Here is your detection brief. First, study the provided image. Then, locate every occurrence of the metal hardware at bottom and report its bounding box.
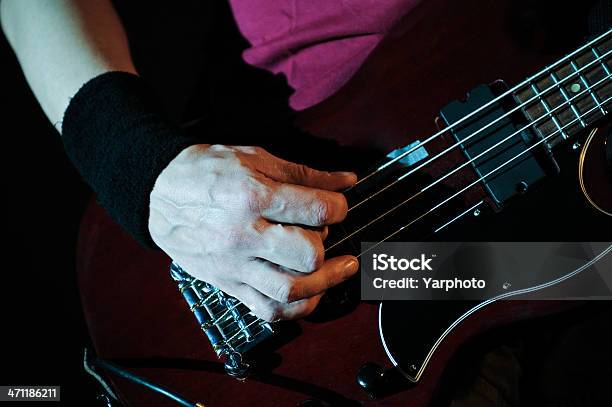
[170,262,274,379]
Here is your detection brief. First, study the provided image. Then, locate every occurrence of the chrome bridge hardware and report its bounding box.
[170,262,274,379]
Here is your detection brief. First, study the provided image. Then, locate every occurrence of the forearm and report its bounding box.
[0,0,137,131]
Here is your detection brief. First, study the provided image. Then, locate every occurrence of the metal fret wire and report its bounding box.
[570,60,607,114]
[592,47,612,76]
[419,76,609,190]
[220,83,608,348]
[327,71,612,252]
[356,93,612,258]
[549,70,586,128]
[353,29,612,187]
[530,83,567,138]
[348,46,612,212]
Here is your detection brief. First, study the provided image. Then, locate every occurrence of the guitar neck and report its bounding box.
[513,30,612,149]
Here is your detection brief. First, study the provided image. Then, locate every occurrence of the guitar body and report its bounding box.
[77,0,612,405]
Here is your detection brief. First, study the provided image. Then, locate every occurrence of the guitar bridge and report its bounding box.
[170,262,274,379]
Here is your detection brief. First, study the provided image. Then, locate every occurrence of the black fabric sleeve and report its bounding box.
[61,71,200,248]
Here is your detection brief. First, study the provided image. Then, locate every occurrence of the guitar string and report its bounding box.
[224,95,609,335]
[211,33,612,334]
[215,53,612,333]
[326,72,612,252]
[348,47,612,212]
[353,95,612,258]
[351,28,611,188]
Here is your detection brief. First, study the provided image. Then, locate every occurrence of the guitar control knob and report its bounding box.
[356,362,386,398]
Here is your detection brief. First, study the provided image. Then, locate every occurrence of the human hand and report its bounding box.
[149,144,359,321]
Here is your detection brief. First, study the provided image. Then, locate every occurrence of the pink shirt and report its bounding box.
[228,0,422,110]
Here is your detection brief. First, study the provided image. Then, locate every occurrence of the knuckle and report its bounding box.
[293,163,311,179]
[237,145,263,155]
[253,146,266,155]
[208,144,226,152]
[301,240,323,272]
[310,197,331,226]
[288,281,305,302]
[241,187,261,213]
[236,185,259,212]
[294,301,317,319]
[223,232,241,251]
[237,179,269,213]
[325,271,339,289]
[258,304,283,323]
[337,194,349,218]
[273,279,292,303]
[210,228,247,252]
[321,226,329,241]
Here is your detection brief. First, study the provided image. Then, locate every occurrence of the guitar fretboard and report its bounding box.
[514,31,612,148]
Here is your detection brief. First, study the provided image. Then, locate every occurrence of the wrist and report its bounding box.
[62,71,200,248]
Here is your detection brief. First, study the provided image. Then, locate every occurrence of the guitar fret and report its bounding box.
[569,59,607,115]
[549,71,586,127]
[530,82,567,139]
[591,47,611,76]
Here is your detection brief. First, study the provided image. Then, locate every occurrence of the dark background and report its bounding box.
[0,27,94,405]
[0,0,609,405]
[0,1,288,404]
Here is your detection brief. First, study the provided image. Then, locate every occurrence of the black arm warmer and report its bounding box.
[62,71,199,248]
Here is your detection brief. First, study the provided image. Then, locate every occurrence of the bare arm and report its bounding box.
[0,0,136,132]
[1,0,359,322]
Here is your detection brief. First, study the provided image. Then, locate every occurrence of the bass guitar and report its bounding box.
[78,1,612,405]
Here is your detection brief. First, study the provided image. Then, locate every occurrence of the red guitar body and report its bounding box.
[77,1,610,405]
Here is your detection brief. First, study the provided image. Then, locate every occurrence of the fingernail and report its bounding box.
[344,257,359,275]
[335,171,356,177]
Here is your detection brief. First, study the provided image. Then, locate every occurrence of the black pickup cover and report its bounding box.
[440,84,548,207]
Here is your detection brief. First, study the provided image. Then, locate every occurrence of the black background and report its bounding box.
[0,33,93,403]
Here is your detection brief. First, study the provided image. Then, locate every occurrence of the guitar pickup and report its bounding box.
[439,83,553,208]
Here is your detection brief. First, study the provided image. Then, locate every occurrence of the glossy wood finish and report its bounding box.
[77,1,608,406]
[78,203,589,407]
